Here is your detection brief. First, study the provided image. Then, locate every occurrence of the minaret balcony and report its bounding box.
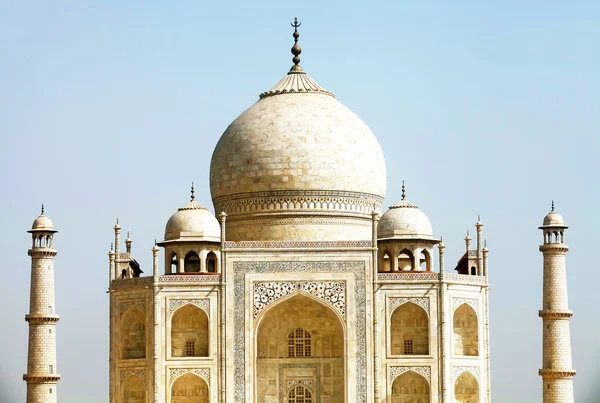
[538,309,573,319]
[25,314,60,323]
[22,374,61,383]
[538,369,576,379]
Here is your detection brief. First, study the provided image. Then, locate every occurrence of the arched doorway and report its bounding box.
[391,371,430,402]
[255,294,345,403]
[184,251,200,272]
[122,375,146,403]
[120,308,146,359]
[390,302,429,355]
[453,304,478,356]
[171,372,209,403]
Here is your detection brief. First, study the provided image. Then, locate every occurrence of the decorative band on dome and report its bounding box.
[259,71,335,99]
[388,199,419,209]
[178,200,207,211]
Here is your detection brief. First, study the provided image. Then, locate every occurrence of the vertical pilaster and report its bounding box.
[539,207,575,403]
[371,211,380,403]
[152,243,161,403]
[218,211,227,403]
[438,239,447,403]
[24,210,60,403]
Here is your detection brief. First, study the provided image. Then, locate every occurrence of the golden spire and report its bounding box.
[289,17,303,73]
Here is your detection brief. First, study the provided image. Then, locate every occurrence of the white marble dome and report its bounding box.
[542,209,566,227]
[378,199,434,240]
[165,200,220,242]
[209,74,386,202]
[31,211,55,232]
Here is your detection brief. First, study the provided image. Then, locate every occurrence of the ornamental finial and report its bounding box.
[289,17,303,73]
[401,181,406,200]
[551,200,555,211]
[41,204,45,215]
[191,182,195,201]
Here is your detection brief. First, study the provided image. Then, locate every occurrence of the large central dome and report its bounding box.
[209,27,386,242]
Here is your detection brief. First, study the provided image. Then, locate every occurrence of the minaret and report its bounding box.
[539,202,575,402]
[24,206,60,402]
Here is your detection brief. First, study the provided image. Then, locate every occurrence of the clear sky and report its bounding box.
[0,1,598,402]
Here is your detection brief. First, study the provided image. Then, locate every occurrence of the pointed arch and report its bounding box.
[390,302,429,355]
[398,249,414,271]
[184,251,200,272]
[381,251,392,272]
[170,252,179,273]
[171,372,209,403]
[171,304,209,357]
[454,371,479,402]
[120,308,146,359]
[391,370,430,402]
[420,249,431,271]
[206,251,218,273]
[453,304,478,356]
[121,374,146,403]
[256,293,345,402]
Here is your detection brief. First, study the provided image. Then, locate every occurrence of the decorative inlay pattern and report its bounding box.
[254,281,345,319]
[286,379,314,392]
[234,261,366,403]
[168,368,210,385]
[112,276,153,288]
[225,240,372,249]
[378,272,440,282]
[278,364,321,403]
[168,299,210,317]
[389,366,431,384]
[453,366,480,382]
[159,275,221,283]
[452,298,479,313]
[120,368,146,382]
[388,297,430,314]
[444,273,487,285]
[119,300,146,316]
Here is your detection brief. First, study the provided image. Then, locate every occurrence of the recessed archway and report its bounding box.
[184,251,201,272]
[120,308,146,360]
[121,375,146,403]
[453,304,478,356]
[391,371,430,402]
[390,302,429,355]
[398,249,414,271]
[171,372,209,403]
[256,293,345,403]
[171,305,209,357]
[454,371,479,402]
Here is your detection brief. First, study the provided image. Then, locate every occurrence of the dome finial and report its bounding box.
[41,204,45,215]
[401,181,406,200]
[289,17,303,73]
[551,200,555,211]
[191,182,196,201]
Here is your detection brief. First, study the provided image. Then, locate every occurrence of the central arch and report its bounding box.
[255,293,345,403]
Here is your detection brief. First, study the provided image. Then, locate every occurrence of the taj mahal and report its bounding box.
[21,19,576,403]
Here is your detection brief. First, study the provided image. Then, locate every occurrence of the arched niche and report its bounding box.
[171,372,209,403]
[206,252,217,273]
[454,371,479,402]
[288,385,313,403]
[391,371,430,402]
[381,251,392,272]
[398,249,414,271]
[184,251,200,272]
[420,249,431,271]
[120,308,146,359]
[390,302,429,355]
[121,375,146,403]
[256,294,345,403]
[171,304,209,357]
[453,304,478,356]
[170,253,179,273]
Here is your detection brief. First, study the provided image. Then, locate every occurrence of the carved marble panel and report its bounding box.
[389,366,431,384]
[168,368,211,386]
[119,368,146,382]
[388,297,430,315]
[168,299,210,317]
[119,300,146,316]
[452,297,479,313]
[452,366,480,382]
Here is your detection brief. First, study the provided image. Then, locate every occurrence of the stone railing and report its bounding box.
[377,272,488,285]
[112,276,153,289]
[444,273,487,285]
[159,274,221,284]
[224,240,373,249]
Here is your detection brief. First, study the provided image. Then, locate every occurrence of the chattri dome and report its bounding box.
[209,24,386,241]
[378,189,434,240]
[29,205,56,232]
[541,202,567,228]
[164,188,220,242]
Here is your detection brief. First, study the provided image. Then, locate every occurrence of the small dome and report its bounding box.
[164,200,220,242]
[378,199,434,240]
[542,210,566,227]
[29,206,56,232]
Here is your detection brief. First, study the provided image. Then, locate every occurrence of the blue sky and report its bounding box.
[0,1,598,402]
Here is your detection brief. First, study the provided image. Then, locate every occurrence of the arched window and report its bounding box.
[121,269,127,279]
[391,371,430,401]
[398,249,414,271]
[288,386,312,403]
[171,305,209,357]
[170,253,178,273]
[122,375,146,403]
[120,308,146,359]
[390,302,429,355]
[381,251,391,272]
[206,252,217,273]
[184,251,200,273]
[470,266,477,276]
[288,328,311,357]
[553,231,559,243]
[453,304,478,356]
[455,371,479,402]
[420,249,431,271]
[171,373,209,403]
